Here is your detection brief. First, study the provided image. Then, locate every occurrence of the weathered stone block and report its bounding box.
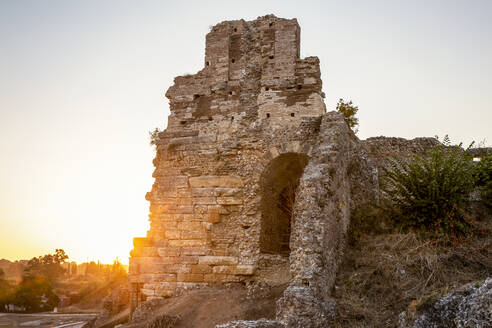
[206,210,221,223]
[189,176,244,188]
[204,273,241,283]
[175,282,208,289]
[193,197,217,205]
[154,197,192,205]
[177,191,192,199]
[177,221,203,231]
[155,176,189,189]
[158,257,180,264]
[191,264,213,274]
[182,247,208,256]
[159,130,199,139]
[165,205,195,214]
[141,263,192,274]
[139,273,177,282]
[164,229,180,239]
[177,256,199,264]
[180,230,207,239]
[158,214,196,222]
[212,265,255,275]
[198,256,239,265]
[176,273,205,283]
[151,204,195,214]
[216,197,243,205]
[133,237,152,247]
[157,247,181,257]
[168,240,206,247]
[191,188,239,197]
[154,281,177,290]
[208,205,229,214]
[141,247,158,257]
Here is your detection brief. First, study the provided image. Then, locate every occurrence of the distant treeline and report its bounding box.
[0,250,127,313]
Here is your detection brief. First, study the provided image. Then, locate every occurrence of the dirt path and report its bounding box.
[126,284,286,328]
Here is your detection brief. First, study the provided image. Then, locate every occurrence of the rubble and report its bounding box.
[400,278,492,328]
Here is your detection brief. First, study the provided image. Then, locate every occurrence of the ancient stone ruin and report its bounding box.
[129,15,380,327]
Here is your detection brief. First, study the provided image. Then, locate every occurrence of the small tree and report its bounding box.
[383,136,476,235]
[23,249,68,285]
[336,98,359,133]
[11,275,59,312]
[149,128,161,149]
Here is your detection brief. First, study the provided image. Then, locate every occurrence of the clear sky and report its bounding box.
[0,0,490,264]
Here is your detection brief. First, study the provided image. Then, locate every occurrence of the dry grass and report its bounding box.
[333,215,491,327]
[147,315,180,328]
[124,285,284,328]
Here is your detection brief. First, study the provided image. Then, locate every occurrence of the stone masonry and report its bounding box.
[129,15,378,327]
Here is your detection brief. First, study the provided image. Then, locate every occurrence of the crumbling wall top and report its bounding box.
[164,15,325,130]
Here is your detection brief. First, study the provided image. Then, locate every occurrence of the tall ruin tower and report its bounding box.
[165,15,325,129]
[130,15,376,327]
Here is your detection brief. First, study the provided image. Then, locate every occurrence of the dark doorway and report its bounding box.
[259,153,309,255]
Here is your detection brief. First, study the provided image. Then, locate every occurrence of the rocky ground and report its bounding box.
[399,278,491,328]
[332,204,491,328]
[101,204,491,328]
[121,283,286,328]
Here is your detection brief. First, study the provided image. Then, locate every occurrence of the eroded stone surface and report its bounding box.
[399,278,492,328]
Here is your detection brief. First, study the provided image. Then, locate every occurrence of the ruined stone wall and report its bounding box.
[362,137,438,172]
[130,15,327,301]
[130,15,378,327]
[277,114,377,327]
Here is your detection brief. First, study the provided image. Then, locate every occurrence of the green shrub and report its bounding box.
[382,136,476,234]
[474,153,492,208]
[336,98,359,133]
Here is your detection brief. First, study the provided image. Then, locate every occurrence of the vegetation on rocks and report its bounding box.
[336,99,359,133]
[382,136,476,235]
[338,136,491,327]
[149,127,162,149]
[336,206,491,327]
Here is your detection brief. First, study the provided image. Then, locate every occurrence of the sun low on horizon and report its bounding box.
[1,1,491,266]
[0,145,155,264]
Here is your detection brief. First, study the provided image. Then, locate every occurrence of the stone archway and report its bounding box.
[259,153,309,256]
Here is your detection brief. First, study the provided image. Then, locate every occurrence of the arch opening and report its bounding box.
[260,153,309,255]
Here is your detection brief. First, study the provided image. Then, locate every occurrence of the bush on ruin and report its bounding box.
[149,127,162,149]
[382,136,476,235]
[336,98,359,133]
